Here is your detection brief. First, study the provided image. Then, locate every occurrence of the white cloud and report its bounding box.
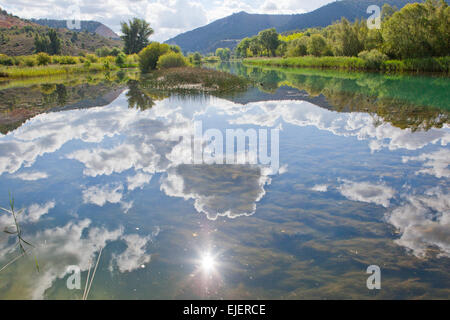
[127,172,152,191]
[82,184,124,206]
[1,0,335,42]
[338,179,396,208]
[25,201,55,223]
[386,188,450,258]
[14,171,49,181]
[0,201,55,226]
[160,164,271,220]
[403,149,450,179]
[0,217,157,298]
[228,100,450,153]
[111,234,151,273]
[311,184,328,192]
[260,0,307,14]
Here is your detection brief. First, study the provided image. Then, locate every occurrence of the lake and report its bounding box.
[0,64,449,299]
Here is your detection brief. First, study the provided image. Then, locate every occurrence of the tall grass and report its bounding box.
[0,63,114,79]
[244,56,450,73]
[0,53,139,79]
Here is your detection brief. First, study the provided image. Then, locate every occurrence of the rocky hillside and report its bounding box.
[0,8,122,56]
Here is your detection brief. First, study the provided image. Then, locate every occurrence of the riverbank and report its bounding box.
[0,63,123,78]
[243,56,450,74]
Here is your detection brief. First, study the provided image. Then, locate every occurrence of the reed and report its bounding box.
[0,192,39,273]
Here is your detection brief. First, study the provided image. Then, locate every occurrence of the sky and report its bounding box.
[0,0,336,41]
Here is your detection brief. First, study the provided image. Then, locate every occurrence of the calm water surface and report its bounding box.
[0,65,449,299]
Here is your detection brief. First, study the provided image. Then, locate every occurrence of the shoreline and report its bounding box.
[243,56,450,75]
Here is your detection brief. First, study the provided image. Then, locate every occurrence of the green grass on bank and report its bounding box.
[0,53,139,79]
[244,56,450,73]
[0,63,114,78]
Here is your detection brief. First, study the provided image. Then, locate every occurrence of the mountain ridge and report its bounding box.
[31,19,120,39]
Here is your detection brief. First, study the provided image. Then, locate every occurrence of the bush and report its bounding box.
[358,49,388,69]
[86,54,98,63]
[157,52,187,69]
[110,48,122,57]
[138,42,170,73]
[36,52,51,66]
[0,54,14,66]
[59,56,77,65]
[96,46,112,57]
[115,52,127,67]
[23,56,36,67]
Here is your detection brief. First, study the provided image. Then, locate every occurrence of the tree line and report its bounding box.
[231,0,449,61]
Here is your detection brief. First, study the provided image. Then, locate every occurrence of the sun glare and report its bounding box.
[201,253,215,273]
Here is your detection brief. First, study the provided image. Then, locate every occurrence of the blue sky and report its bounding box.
[0,0,335,41]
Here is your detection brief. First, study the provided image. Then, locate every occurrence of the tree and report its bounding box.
[169,45,181,53]
[121,18,154,54]
[193,52,202,64]
[34,30,61,55]
[248,37,262,56]
[47,29,61,55]
[308,34,327,56]
[34,34,50,53]
[382,1,448,58]
[138,42,169,72]
[286,37,309,57]
[381,4,397,21]
[333,18,364,56]
[258,28,280,56]
[216,48,231,60]
[235,37,251,58]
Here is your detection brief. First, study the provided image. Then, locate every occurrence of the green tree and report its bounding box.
[169,45,182,53]
[47,29,61,55]
[216,48,231,60]
[193,52,202,64]
[138,42,169,72]
[121,18,154,54]
[382,1,448,58]
[333,18,364,56]
[381,4,397,21]
[286,37,309,57]
[258,28,280,56]
[308,34,327,56]
[248,37,262,56]
[34,30,61,55]
[235,37,251,58]
[34,34,50,53]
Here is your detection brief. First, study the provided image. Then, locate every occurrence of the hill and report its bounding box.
[31,19,120,39]
[0,8,122,56]
[165,0,420,54]
[0,8,36,29]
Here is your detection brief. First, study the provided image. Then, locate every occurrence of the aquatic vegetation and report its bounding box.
[0,193,39,273]
[140,67,250,93]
